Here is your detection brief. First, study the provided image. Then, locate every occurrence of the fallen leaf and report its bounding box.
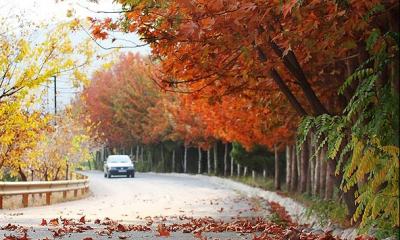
[79,216,86,224]
[156,224,170,237]
[117,224,128,232]
[49,218,59,226]
[40,219,47,226]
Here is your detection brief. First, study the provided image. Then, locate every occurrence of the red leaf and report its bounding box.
[40,219,47,226]
[282,0,297,18]
[156,224,170,237]
[117,224,128,232]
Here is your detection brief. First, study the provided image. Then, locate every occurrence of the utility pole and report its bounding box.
[53,75,57,115]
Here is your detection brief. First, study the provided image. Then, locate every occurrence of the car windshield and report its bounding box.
[107,156,131,163]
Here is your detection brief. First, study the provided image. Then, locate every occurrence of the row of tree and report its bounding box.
[81,51,354,219]
[85,0,399,234]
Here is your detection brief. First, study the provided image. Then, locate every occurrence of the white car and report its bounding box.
[104,155,135,178]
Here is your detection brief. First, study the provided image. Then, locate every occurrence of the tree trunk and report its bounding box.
[269,41,329,115]
[286,145,292,191]
[65,163,69,180]
[100,147,105,162]
[140,146,144,162]
[44,168,48,181]
[290,146,298,192]
[243,166,248,177]
[136,145,139,162]
[252,170,256,180]
[263,169,266,178]
[335,140,358,221]
[296,147,301,190]
[339,177,358,222]
[130,146,133,157]
[88,158,91,170]
[213,142,218,175]
[307,162,312,195]
[53,167,60,181]
[259,46,304,112]
[183,145,188,173]
[313,148,321,196]
[299,138,309,193]
[160,144,165,172]
[207,149,211,174]
[95,151,99,169]
[148,148,153,171]
[223,143,228,176]
[307,137,314,195]
[18,167,27,181]
[274,145,281,190]
[172,149,176,172]
[325,158,335,199]
[230,155,234,177]
[198,147,202,174]
[319,147,327,199]
[237,163,241,177]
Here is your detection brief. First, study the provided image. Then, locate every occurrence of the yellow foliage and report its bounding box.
[346,137,399,227]
[0,19,97,180]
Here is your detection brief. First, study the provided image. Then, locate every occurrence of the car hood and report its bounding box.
[107,162,134,168]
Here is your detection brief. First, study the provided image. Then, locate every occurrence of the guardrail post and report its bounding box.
[63,191,67,199]
[46,193,51,205]
[22,194,29,207]
[0,195,3,209]
[74,189,78,197]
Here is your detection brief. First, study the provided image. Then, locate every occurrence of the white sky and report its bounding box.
[0,0,151,111]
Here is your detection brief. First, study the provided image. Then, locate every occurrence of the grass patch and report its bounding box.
[229,176,349,228]
[230,175,275,191]
[299,195,349,227]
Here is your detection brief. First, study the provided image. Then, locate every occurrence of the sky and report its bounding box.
[0,0,151,111]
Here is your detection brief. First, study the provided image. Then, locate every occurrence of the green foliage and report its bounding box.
[230,142,274,171]
[135,161,152,172]
[297,28,399,235]
[268,212,289,228]
[233,175,275,191]
[303,196,348,226]
[360,217,400,239]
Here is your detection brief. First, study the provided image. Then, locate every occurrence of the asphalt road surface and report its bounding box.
[0,171,273,239]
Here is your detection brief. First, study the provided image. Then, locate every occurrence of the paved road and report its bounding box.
[0,171,271,239]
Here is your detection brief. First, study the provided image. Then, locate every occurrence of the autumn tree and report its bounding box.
[0,18,96,180]
[83,53,163,147]
[24,107,95,181]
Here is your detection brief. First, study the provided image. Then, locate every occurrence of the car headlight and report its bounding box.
[127,166,134,170]
[110,167,117,170]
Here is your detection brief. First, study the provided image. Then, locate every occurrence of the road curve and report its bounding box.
[0,171,270,239]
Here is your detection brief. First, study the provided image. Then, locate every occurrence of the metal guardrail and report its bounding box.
[0,173,89,209]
